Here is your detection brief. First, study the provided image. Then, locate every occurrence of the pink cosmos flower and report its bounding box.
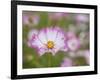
[61,58,73,67]
[28,27,68,56]
[66,32,80,51]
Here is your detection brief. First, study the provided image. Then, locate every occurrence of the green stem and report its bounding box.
[48,53,51,67]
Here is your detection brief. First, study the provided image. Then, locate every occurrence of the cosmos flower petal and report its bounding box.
[54,31,65,49]
[38,29,47,44]
[37,48,47,56]
[31,36,45,49]
[46,27,58,41]
[51,48,59,55]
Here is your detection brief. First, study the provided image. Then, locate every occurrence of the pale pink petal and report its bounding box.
[38,29,47,44]
[54,30,65,50]
[46,27,58,41]
[37,48,48,56]
[31,36,45,49]
[51,48,59,55]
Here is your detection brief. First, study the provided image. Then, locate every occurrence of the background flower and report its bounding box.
[27,29,38,47]
[75,14,89,23]
[61,58,73,67]
[66,32,80,51]
[22,12,40,27]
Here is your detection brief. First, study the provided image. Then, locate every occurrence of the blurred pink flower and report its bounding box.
[66,32,76,39]
[61,58,73,67]
[75,14,89,23]
[23,15,29,24]
[28,27,68,56]
[49,12,67,20]
[27,29,38,47]
[66,32,80,51]
[84,50,90,65]
[22,14,40,26]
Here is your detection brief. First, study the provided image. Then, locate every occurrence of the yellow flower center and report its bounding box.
[47,41,54,49]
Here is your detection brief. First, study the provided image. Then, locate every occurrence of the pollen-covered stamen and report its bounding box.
[47,41,54,49]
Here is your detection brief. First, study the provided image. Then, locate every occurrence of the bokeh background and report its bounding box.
[22,11,90,68]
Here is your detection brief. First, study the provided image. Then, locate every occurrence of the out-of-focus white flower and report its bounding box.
[68,24,78,33]
[60,58,73,67]
[68,52,76,57]
[79,32,89,46]
[28,27,68,56]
